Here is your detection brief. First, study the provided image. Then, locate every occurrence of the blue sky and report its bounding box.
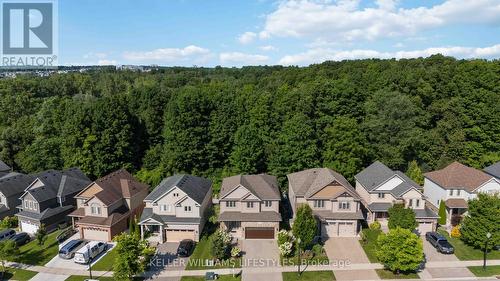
[59,0,500,66]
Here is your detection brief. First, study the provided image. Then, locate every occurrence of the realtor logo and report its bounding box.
[1,0,58,68]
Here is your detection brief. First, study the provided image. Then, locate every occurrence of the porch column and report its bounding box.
[140,224,144,240]
[447,208,452,225]
[160,225,164,243]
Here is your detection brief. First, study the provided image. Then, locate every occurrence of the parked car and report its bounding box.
[59,239,87,259]
[205,272,219,280]
[0,229,15,241]
[177,239,195,257]
[73,241,107,264]
[426,232,454,254]
[9,232,30,246]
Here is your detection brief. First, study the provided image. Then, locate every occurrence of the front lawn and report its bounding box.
[2,267,38,281]
[375,269,419,279]
[359,229,381,263]
[180,275,241,281]
[438,230,500,260]
[185,234,241,270]
[467,265,500,277]
[91,247,117,271]
[16,228,65,265]
[282,270,335,281]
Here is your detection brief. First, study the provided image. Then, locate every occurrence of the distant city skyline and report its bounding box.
[60,0,500,66]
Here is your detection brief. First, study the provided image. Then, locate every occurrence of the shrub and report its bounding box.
[450,226,461,238]
[279,241,293,257]
[231,246,241,258]
[0,216,18,229]
[277,230,293,245]
[211,230,231,260]
[369,221,381,230]
[312,244,324,256]
[292,204,317,250]
[438,200,447,225]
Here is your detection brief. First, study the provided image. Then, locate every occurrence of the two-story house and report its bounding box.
[218,174,281,239]
[424,161,500,226]
[0,161,35,219]
[16,168,91,234]
[287,168,364,237]
[355,161,439,234]
[138,174,212,243]
[69,169,149,241]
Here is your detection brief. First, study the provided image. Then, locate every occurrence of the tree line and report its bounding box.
[1,55,499,193]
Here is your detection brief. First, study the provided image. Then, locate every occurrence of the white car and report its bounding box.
[73,241,108,264]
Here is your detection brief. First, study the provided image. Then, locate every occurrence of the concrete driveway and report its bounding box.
[29,273,68,281]
[241,239,282,281]
[422,238,458,262]
[324,238,379,280]
[45,242,116,270]
[145,242,187,281]
[426,267,474,278]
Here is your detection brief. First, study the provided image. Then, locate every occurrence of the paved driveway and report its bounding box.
[241,239,282,281]
[145,242,187,281]
[324,238,379,280]
[426,267,474,278]
[45,242,116,270]
[422,238,458,262]
[30,273,68,281]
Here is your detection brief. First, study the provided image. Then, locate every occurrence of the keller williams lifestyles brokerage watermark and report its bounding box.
[1,0,58,68]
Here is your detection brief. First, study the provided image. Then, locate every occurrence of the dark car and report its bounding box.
[9,232,30,246]
[0,229,15,241]
[177,239,195,257]
[59,239,87,259]
[426,232,454,254]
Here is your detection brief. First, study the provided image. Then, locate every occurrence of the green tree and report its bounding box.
[211,230,231,260]
[388,204,418,230]
[292,204,317,250]
[230,123,265,174]
[406,160,424,185]
[35,225,47,246]
[377,227,423,274]
[0,240,19,272]
[460,193,500,251]
[438,200,447,225]
[113,233,145,281]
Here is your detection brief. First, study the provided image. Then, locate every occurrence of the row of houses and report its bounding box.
[0,159,499,243]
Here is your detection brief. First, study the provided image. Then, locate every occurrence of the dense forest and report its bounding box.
[1,55,499,193]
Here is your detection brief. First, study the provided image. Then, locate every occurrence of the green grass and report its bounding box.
[180,275,241,281]
[280,253,330,266]
[91,247,117,271]
[185,234,241,270]
[282,271,336,281]
[438,230,500,260]
[1,267,38,281]
[375,269,419,279]
[359,229,381,263]
[467,265,500,277]
[16,229,65,265]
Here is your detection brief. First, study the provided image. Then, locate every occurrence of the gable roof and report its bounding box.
[25,168,91,202]
[145,174,211,205]
[424,162,493,192]
[0,160,10,173]
[0,173,35,198]
[220,174,280,200]
[484,161,500,179]
[287,168,359,199]
[355,161,421,198]
[79,169,148,206]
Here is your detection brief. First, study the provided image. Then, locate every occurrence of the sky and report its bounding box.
[59,0,500,67]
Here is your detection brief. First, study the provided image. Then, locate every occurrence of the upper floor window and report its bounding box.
[160,204,171,212]
[226,201,236,208]
[184,206,192,212]
[29,201,33,209]
[339,201,350,210]
[90,203,101,215]
[416,199,420,207]
[264,201,272,207]
[33,202,38,210]
[313,200,325,208]
[409,199,413,207]
[378,193,385,198]
[24,201,29,208]
[246,202,254,208]
[449,190,453,196]
[457,190,461,196]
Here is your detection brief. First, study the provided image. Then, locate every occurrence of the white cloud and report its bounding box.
[84,52,108,59]
[238,32,257,44]
[260,0,500,42]
[259,45,277,51]
[219,52,269,65]
[279,44,500,65]
[98,59,117,65]
[123,45,211,62]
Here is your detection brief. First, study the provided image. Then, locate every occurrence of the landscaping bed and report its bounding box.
[467,265,500,277]
[375,269,419,279]
[282,270,335,281]
[359,229,381,263]
[438,230,500,260]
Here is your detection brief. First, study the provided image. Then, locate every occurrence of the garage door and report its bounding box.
[83,228,109,241]
[21,220,39,235]
[245,227,274,239]
[338,222,354,237]
[322,222,337,237]
[166,229,196,242]
[417,222,434,235]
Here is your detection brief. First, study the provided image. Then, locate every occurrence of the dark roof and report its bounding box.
[138,208,201,225]
[145,174,211,205]
[355,161,421,198]
[0,173,34,197]
[77,205,129,226]
[220,174,280,200]
[484,161,500,179]
[25,168,91,203]
[287,168,359,199]
[425,162,493,192]
[218,211,282,222]
[445,198,468,209]
[367,202,393,212]
[0,160,10,172]
[88,169,149,206]
[414,207,439,219]
[314,210,364,221]
[16,205,74,221]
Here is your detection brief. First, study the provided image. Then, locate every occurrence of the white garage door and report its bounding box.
[322,222,337,237]
[417,222,433,235]
[21,220,39,235]
[83,228,109,241]
[338,222,354,237]
[166,229,195,242]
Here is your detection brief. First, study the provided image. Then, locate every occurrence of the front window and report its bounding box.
[416,199,420,207]
[449,190,453,196]
[226,201,236,208]
[24,201,28,208]
[457,190,461,196]
[409,199,413,207]
[90,203,101,215]
[246,202,254,208]
[378,193,385,198]
[339,201,350,210]
[313,200,325,208]
[264,201,272,207]
[184,206,192,212]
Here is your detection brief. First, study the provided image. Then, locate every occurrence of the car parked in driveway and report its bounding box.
[59,239,87,259]
[73,241,107,264]
[0,229,15,241]
[426,232,454,254]
[9,232,30,246]
[177,239,195,257]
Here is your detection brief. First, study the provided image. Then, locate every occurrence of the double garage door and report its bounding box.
[245,227,274,239]
[20,220,39,235]
[166,229,196,242]
[322,221,355,237]
[83,227,109,241]
[417,221,434,235]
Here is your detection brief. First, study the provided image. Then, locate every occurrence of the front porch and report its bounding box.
[140,222,165,244]
[445,198,468,226]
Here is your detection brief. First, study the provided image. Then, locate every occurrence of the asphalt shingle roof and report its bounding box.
[425,162,493,192]
[27,168,91,203]
[139,207,201,225]
[218,211,282,222]
[87,169,149,206]
[287,168,359,199]
[220,174,280,200]
[0,173,34,197]
[0,160,10,172]
[484,161,500,180]
[145,174,211,205]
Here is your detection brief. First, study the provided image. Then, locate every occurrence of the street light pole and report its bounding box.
[297,238,301,276]
[483,232,491,270]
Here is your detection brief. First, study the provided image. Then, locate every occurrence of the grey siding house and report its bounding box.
[16,168,91,234]
[0,161,35,219]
